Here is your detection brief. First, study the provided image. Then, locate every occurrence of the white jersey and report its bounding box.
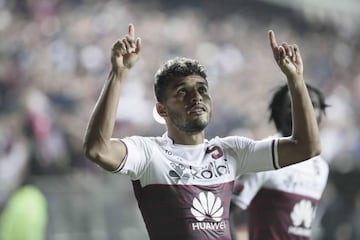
[232,155,329,240]
[115,133,279,240]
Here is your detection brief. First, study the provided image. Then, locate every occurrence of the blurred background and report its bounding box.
[0,0,359,239]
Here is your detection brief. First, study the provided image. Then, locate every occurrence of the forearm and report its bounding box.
[83,69,128,157]
[287,75,321,156]
[268,31,320,166]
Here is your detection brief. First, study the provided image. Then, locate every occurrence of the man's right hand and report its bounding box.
[268,30,303,79]
[111,23,141,72]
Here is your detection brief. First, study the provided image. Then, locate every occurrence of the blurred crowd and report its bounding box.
[0,0,360,239]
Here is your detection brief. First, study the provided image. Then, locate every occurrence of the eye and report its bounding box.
[198,86,208,94]
[176,88,186,96]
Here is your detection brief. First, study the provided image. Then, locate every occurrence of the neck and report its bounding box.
[167,130,205,145]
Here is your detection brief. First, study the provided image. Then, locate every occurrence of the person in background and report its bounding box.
[0,110,48,240]
[230,83,329,240]
[83,23,321,240]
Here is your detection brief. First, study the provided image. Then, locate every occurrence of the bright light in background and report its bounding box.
[153,106,166,125]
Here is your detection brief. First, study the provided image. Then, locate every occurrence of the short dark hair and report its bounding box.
[268,83,329,131]
[154,57,207,102]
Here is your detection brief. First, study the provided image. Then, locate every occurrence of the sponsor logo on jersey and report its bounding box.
[190,192,226,231]
[165,146,230,183]
[288,199,314,237]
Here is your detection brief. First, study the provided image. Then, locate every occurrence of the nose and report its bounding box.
[190,90,202,103]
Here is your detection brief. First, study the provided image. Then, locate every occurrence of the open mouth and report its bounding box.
[187,104,207,115]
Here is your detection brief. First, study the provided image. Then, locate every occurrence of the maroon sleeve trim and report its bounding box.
[271,139,280,169]
[112,141,128,173]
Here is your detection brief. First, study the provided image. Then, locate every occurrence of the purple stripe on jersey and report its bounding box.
[132,181,234,240]
[247,188,318,240]
[271,139,279,169]
[112,140,128,173]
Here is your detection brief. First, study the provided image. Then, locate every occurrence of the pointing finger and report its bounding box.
[268,30,278,49]
[269,30,280,62]
[128,23,135,39]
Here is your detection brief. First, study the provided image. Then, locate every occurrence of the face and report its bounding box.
[279,90,322,136]
[158,75,212,133]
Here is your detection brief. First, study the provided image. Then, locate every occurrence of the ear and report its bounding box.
[156,102,167,117]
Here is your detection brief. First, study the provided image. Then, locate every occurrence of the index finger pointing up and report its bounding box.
[128,23,135,39]
[268,30,278,49]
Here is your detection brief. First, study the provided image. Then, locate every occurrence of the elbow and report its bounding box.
[83,143,118,172]
[83,145,93,160]
[311,144,322,157]
[304,141,322,159]
[83,144,96,162]
[83,139,101,163]
[291,137,322,162]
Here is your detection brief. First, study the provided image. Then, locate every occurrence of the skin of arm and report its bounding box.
[268,31,321,167]
[83,24,141,171]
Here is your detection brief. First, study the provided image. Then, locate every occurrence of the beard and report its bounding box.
[167,109,210,133]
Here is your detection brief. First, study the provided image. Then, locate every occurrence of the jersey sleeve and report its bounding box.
[221,136,280,175]
[113,136,152,180]
[232,172,270,209]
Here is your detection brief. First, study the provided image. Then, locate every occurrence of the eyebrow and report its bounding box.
[173,80,208,89]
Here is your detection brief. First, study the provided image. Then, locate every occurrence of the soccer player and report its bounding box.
[83,23,321,240]
[230,83,329,240]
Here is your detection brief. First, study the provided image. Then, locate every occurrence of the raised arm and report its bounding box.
[83,24,141,171]
[269,30,321,167]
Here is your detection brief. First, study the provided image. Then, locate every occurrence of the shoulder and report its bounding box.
[211,135,277,150]
[297,155,329,169]
[210,135,255,147]
[122,135,166,148]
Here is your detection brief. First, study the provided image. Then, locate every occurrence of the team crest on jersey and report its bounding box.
[288,199,314,237]
[190,191,226,231]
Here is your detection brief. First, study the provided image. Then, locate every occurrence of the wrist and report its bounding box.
[286,72,303,82]
[110,67,129,80]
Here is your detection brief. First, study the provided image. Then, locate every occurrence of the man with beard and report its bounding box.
[83,23,321,240]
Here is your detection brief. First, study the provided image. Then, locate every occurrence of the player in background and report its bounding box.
[230,83,329,240]
[83,23,321,240]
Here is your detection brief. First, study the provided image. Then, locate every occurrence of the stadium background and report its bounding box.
[0,0,359,239]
